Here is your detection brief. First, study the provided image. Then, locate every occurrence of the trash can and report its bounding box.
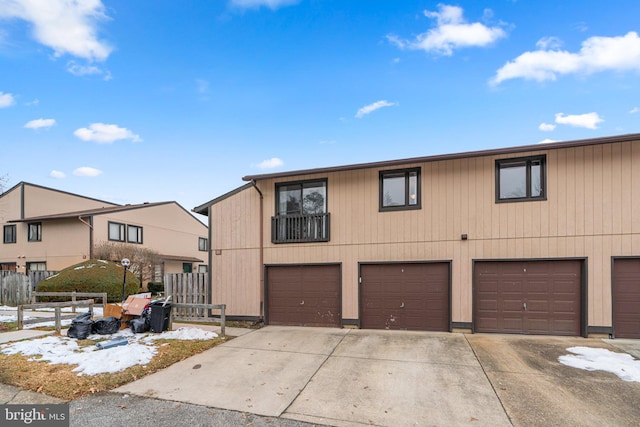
[149,301,171,333]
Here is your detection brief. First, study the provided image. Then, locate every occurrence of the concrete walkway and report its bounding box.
[117,326,511,426]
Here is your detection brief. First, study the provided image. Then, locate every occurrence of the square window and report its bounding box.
[496,156,546,202]
[379,168,421,211]
[26,262,46,271]
[3,225,16,244]
[108,222,126,242]
[28,223,42,242]
[127,225,143,244]
[183,263,192,273]
[198,265,208,273]
[199,237,208,251]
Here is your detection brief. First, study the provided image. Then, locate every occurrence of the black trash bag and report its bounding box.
[130,307,151,334]
[67,312,94,339]
[91,316,121,335]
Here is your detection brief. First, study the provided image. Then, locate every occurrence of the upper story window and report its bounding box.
[496,155,546,202]
[379,168,421,211]
[3,225,16,244]
[127,225,143,244]
[26,262,46,271]
[28,222,42,242]
[108,222,126,242]
[199,237,208,251]
[272,179,329,243]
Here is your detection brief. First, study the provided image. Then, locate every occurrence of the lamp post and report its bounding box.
[121,258,130,303]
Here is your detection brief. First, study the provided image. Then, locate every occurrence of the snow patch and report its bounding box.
[559,346,640,382]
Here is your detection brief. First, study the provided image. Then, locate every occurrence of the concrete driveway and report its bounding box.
[116,327,640,427]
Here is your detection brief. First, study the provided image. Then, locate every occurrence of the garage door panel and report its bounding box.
[475,260,582,336]
[361,263,449,332]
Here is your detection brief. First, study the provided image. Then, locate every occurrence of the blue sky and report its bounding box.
[1,0,639,220]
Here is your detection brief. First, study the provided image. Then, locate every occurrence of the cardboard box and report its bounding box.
[104,303,123,318]
[122,295,150,316]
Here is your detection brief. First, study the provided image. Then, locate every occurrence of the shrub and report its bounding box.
[36,259,140,303]
[147,282,164,295]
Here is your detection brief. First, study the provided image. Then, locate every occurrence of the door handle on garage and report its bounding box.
[300,300,304,306]
[400,302,405,308]
[523,302,527,311]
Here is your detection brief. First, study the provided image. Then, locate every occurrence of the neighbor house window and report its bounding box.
[379,168,421,211]
[3,225,16,244]
[496,155,546,202]
[199,237,208,251]
[27,223,42,242]
[272,179,329,243]
[127,225,143,244]
[108,222,126,242]
[26,262,46,271]
[198,265,208,273]
[183,263,192,273]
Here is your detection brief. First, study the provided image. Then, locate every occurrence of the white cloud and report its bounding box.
[0,0,113,62]
[388,4,506,56]
[630,107,639,114]
[73,167,102,177]
[538,138,559,144]
[536,36,562,50]
[229,0,300,9]
[66,61,110,80]
[492,31,640,85]
[25,98,39,106]
[356,100,397,118]
[49,170,65,179]
[538,122,556,132]
[0,91,16,107]
[196,79,209,94]
[555,112,603,129]
[24,118,56,129]
[74,123,142,144]
[257,157,284,169]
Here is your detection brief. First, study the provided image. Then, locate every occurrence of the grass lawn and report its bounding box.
[0,334,227,400]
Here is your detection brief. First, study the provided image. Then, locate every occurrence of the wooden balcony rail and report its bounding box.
[271,213,330,243]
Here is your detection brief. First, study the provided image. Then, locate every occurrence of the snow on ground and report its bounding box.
[559,346,640,382]
[0,326,218,376]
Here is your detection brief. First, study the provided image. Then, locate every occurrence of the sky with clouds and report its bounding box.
[1,0,639,217]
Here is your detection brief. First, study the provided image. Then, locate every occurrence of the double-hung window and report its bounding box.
[127,225,143,244]
[199,237,208,251]
[3,225,16,244]
[272,179,329,243]
[379,168,421,211]
[496,155,546,202]
[28,222,42,242]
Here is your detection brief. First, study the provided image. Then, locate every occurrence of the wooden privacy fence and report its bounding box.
[164,273,208,318]
[32,291,108,314]
[0,273,31,306]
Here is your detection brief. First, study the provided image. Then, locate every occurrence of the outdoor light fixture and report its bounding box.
[121,258,130,303]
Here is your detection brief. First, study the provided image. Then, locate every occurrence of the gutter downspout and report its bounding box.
[250,180,264,320]
[77,216,94,259]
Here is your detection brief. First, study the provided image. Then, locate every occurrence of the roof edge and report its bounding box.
[193,182,253,215]
[242,133,640,182]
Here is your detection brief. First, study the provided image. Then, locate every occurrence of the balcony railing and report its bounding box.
[271,213,330,244]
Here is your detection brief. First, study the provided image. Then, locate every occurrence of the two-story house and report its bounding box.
[194,133,640,339]
[1,182,208,278]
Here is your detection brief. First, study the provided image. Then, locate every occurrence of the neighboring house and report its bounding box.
[194,133,640,339]
[0,182,208,279]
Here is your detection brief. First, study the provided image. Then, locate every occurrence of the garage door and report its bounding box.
[474,260,582,336]
[360,263,450,331]
[266,264,341,327]
[613,258,640,339]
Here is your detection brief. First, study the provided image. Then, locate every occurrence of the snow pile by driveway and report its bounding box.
[559,346,640,382]
[0,327,218,376]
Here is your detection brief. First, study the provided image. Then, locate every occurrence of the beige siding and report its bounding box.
[24,184,117,217]
[209,186,262,316]
[226,139,640,327]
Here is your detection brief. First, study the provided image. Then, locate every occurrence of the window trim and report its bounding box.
[27,222,42,242]
[108,221,126,242]
[198,237,208,252]
[127,224,143,244]
[3,224,16,244]
[379,167,421,212]
[495,155,547,203]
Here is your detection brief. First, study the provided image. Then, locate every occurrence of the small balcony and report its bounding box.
[271,213,330,244]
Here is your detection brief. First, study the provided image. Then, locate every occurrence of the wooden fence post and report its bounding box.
[54,308,61,335]
[71,291,77,313]
[17,305,23,330]
[220,304,226,337]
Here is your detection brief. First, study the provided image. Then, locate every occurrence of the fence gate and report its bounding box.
[164,273,209,319]
[1,273,31,306]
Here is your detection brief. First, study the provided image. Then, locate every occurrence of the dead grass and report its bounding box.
[0,335,227,400]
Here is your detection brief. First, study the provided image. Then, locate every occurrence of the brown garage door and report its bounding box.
[266,264,341,327]
[360,263,450,331]
[613,258,640,339]
[474,260,582,336]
